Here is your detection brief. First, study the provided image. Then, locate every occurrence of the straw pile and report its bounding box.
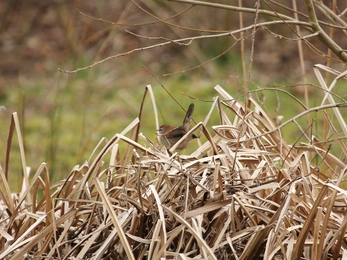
[1,71,347,259]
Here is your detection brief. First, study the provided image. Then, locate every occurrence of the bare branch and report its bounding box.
[59,20,311,74]
[169,0,297,21]
[304,0,347,62]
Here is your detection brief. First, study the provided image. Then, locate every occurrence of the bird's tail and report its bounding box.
[183,103,194,132]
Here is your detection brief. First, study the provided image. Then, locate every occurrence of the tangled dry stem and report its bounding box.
[1,67,347,259]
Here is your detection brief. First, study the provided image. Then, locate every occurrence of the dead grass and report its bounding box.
[1,65,347,259]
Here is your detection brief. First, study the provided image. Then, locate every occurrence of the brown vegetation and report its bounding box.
[2,78,347,258]
[1,1,347,259]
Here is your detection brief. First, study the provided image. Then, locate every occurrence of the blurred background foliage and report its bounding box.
[1,0,346,188]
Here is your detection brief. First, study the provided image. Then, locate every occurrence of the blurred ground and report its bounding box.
[3,1,346,83]
[2,0,340,85]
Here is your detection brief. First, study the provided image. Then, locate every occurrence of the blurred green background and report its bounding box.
[1,1,346,188]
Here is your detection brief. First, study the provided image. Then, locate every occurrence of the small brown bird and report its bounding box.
[158,103,197,150]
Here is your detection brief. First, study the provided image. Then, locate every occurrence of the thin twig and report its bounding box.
[59,20,311,74]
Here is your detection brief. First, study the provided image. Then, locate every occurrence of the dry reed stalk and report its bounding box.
[1,66,347,259]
